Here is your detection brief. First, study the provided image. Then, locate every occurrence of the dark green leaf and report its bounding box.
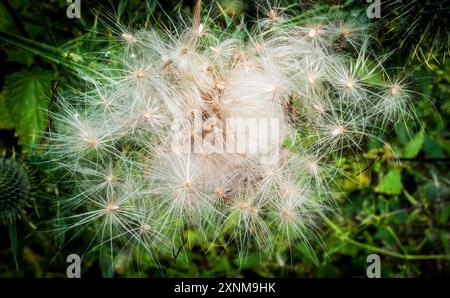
[3,69,52,148]
[0,93,14,129]
[403,130,424,158]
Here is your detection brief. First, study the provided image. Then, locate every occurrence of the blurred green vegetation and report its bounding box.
[0,0,449,277]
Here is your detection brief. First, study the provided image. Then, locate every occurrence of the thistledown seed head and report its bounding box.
[48,1,413,264]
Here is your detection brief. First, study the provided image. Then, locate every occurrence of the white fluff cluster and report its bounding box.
[49,4,411,261]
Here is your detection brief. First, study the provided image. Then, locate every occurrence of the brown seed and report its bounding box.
[215,81,226,90]
[391,85,400,95]
[139,223,151,234]
[238,202,248,210]
[133,70,146,78]
[346,79,355,89]
[106,203,120,213]
[215,188,224,198]
[281,209,294,221]
[83,137,98,148]
[143,111,152,119]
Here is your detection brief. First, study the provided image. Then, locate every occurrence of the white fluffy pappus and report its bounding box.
[47,1,413,265]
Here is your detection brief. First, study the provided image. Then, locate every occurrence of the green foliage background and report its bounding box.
[0,0,449,277]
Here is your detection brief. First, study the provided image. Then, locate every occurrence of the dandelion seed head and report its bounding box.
[180,47,189,55]
[139,223,152,234]
[331,125,346,136]
[345,79,355,89]
[214,187,224,198]
[281,208,294,221]
[132,70,146,79]
[82,135,98,148]
[106,202,120,214]
[48,2,413,262]
[308,26,320,38]
[238,201,248,210]
[390,84,400,95]
[306,160,319,174]
[122,32,136,44]
[105,175,116,184]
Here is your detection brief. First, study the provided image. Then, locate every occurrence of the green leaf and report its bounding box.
[423,137,445,158]
[0,93,14,129]
[3,69,51,148]
[117,0,129,18]
[375,169,403,195]
[235,254,260,269]
[296,242,318,265]
[394,122,411,145]
[6,48,34,67]
[0,5,12,31]
[403,130,424,158]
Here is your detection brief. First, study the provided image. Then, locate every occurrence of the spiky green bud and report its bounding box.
[0,158,31,225]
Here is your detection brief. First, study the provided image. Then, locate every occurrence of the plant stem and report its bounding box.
[0,31,109,81]
[319,211,450,261]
